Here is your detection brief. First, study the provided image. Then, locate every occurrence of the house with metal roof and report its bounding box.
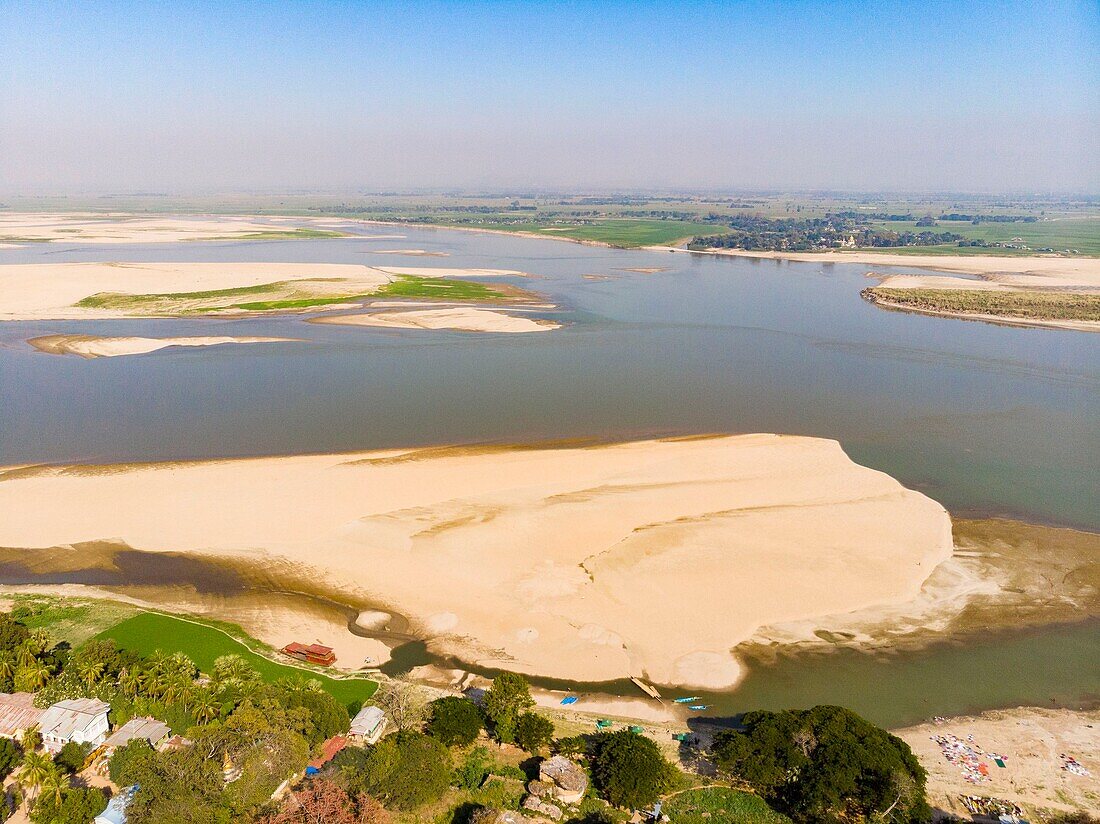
[104,716,171,753]
[0,692,44,740]
[349,705,386,743]
[38,697,110,754]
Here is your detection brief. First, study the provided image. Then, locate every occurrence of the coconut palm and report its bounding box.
[118,666,141,699]
[14,661,50,692]
[16,750,52,803]
[76,659,105,692]
[192,688,220,724]
[0,655,15,684]
[38,764,68,806]
[15,643,37,669]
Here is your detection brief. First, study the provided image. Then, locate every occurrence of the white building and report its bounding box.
[38,697,110,754]
[349,705,386,744]
[103,716,171,753]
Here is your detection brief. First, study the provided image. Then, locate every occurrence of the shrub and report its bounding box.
[29,786,108,824]
[427,696,483,747]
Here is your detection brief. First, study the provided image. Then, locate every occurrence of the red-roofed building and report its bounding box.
[306,735,348,775]
[281,642,337,666]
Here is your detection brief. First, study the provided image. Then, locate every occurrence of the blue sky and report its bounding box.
[1,0,1097,192]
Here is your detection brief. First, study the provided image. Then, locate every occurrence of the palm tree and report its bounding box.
[16,750,52,804]
[27,629,50,655]
[118,667,142,700]
[15,661,50,692]
[77,659,105,692]
[138,666,166,700]
[38,764,68,807]
[0,655,15,684]
[15,643,37,669]
[192,688,220,724]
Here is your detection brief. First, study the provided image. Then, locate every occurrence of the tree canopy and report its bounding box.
[426,696,483,747]
[337,731,452,811]
[483,672,534,744]
[591,730,675,810]
[711,705,929,824]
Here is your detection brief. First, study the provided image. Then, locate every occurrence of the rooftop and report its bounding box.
[39,697,110,741]
[104,716,171,750]
[0,692,44,737]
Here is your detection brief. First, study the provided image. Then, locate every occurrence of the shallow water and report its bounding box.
[0,222,1097,722]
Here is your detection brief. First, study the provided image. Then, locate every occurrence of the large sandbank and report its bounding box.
[654,246,1100,280]
[0,261,392,321]
[0,212,347,244]
[27,334,299,359]
[896,707,1100,816]
[312,307,560,333]
[0,435,951,689]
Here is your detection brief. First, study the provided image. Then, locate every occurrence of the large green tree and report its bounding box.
[592,730,674,810]
[29,786,108,824]
[711,706,930,824]
[338,731,451,811]
[426,696,483,747]
[483,672,534,744]
[514,712,554,754]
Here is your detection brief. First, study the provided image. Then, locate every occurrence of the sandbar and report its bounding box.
[311,307,560,333]
[27,334,299,359]
[368,249,450,257]
[0,434,952,689]
[0,261,392,321]
[375,266,528,278]
[0,212,349,244]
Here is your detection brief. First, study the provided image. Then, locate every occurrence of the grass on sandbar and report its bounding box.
[94,611,377,706]
[375,274,509,301]
[206,228,349,240]
[863,287,1100,322]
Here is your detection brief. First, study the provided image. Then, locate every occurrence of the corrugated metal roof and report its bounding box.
[104,716,170,749]
[0,692,44,737]
[39,697,110,741]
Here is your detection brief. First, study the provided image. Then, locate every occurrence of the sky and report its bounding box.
[1,0,1097,194]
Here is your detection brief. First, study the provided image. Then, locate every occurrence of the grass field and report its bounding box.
[94,611,376,706]
[863,287,1100,322]
[866,217,1100,256]
[662,787,792,824]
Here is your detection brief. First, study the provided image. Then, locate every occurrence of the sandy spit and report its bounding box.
[0,435,952,689]
[27,334,299,359]
[0,212,348,244]
[650,245,1100,280]
[311,307,560,334]
[0,261,391,321]
[895,707,1100,816]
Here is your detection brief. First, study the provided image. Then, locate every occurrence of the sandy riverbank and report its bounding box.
[651,246,1100,280]
[0,212,351,244]
[0,435,952,689]
[27,334,299,358]
[896,707,1100,816]
[311,307,560,333]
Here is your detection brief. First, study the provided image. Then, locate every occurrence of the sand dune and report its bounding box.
[312,307,560,333]
[0,435,951,688]
[27,334,298,359]
[0,261,391,321]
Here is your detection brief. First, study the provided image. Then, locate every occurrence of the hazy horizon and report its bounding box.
[2,0,1097,194]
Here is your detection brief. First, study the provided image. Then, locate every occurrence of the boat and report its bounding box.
[630,677,662,700]
[560,696,578,705]
[673,696,701,704]
[688,705,708,711]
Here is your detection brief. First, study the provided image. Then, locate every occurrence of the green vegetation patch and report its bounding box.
[863,287,1100,322]
[229,294,375,310]
[76,280,289,310]
[8,594,138,647]
[663,787,793,824]
[207,228,349,240]
[375,274,510,301]
[94,611,376,704]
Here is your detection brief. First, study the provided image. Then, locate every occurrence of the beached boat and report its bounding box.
[688,705,708,711]
[673,696,701,704]
[560,696,578,705]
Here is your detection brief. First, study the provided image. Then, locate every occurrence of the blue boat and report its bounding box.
[673,696,701,704]
[688,705,708,711]
[560,696,578,705]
